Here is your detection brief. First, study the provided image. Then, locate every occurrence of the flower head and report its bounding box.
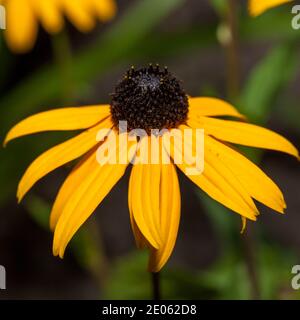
[249,0,293,16]
[5,65,299,272]
[0,0,116,53]
[111,65,188,133]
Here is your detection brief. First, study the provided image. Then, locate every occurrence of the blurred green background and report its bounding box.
[0,0,299,299]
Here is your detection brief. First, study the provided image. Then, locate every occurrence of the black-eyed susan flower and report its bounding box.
[5,65,299,272]
[0,0,116,53]
[249,0,293,16]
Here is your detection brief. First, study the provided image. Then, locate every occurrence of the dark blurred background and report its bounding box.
[0,0,299,299]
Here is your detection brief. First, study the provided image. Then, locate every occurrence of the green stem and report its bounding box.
[151,272,161,300]
[240,226,260,299]
[51,30,74,103]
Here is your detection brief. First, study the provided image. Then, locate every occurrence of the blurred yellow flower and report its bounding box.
[0,0,117,53]
[249,0,293,16]
[5,66,299,272]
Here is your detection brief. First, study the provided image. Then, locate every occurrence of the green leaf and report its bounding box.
[25,194,107,283]
[210,0,227,16]
[200,243,300,299]
[196,191,236,243]
[240,11,300,41]
[71,219,108,285]
[239,43,299,122]
[104,251,152,299]
[25,195,51,229]
[105,251,218,299]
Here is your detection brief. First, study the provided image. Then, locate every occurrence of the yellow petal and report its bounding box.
[129,138,181,271]
[4,105,110,146]
[249,0,292,16]
[166,127,258,220]
[241,217,247,234]
[50,148,96,231]
[53,133,137,258]
[149,160,181,272]
[32,0,64,34]
[5,0,38,53]
[61,0,95,32]
[184,125,258,215]
[205,135,286,213]
[130,138,162,249]
[143,162,162,243]
[205,149,258,215]
[91,0,117,21]
[188,97,245,119]
[128,170,147,249]
[188,116,299,158]
[17,117,113,202]
[129,217,147,249]
[128,155,148,249]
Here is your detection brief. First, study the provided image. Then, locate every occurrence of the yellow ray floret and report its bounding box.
[166,126,258,221]
[187,116,299,158]
[149,149,181,273]
[249,0,293,16]
[5,0,38,53]
[128,170,148,250]
[53,132,138,258]
[188,97,245,119]
[204,136,286,213]
[129,139,181,272]
[2,0,117,53]
[31,0,64,34]
[129,136,162,249]
[50,149,97,231]
[4,105,110,146]
[17,117,113,202]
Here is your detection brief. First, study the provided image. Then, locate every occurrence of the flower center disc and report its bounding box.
[110,65,189,133]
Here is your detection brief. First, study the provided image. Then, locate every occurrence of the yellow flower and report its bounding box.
[249,0,293,16]
[0,0,116,53]
[5,65,299,272]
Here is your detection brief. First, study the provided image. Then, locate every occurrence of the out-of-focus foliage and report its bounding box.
[25,195,107,287]
[104,251,217,300]
[105,245,300,300]
[240,44,299,122]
